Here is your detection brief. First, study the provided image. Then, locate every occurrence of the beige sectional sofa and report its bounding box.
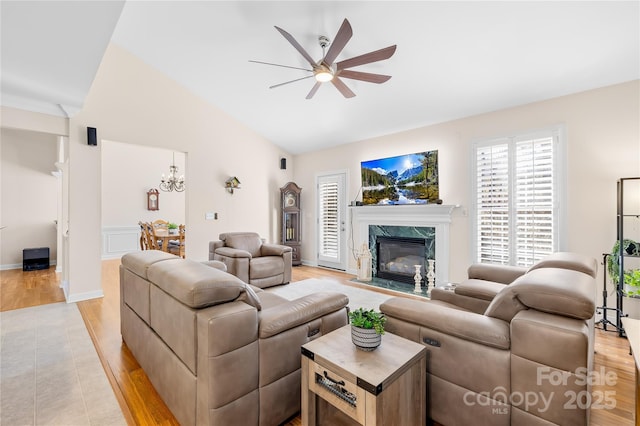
[380,253,597,426]
[120,250,348,425]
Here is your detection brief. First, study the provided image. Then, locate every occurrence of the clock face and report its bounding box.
[150,194,157,201]
[285,193,296,207]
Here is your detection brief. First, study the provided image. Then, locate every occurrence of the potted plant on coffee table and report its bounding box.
[349,307,386,351]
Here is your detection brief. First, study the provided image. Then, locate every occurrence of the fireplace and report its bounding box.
[350,204,454,286]
[376,236,427,285]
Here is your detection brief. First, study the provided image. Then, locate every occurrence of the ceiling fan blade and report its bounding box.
[338,70,391,84]
[337,45,397,70]
[274,25,317,67]
[249,60,312,72]
[331,77,355,98]
[323,18,353,66]
[306,82,322,99]
[269,75,314,89]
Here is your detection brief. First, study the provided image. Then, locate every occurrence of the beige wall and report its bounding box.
[1,128,58,267]
[293,80,640,314]
[101,140,186,227]
[65,43,292,301]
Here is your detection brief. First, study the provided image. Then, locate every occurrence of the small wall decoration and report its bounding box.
[147,189,159,211]
[360,150,439,205]
[225,176,241,194]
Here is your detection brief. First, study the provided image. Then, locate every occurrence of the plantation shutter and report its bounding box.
[514,136,554,266]
[476,143,510,264]
[474,129,560,267]
[318,179,339,260]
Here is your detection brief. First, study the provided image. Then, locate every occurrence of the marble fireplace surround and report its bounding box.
[350,204,456,286]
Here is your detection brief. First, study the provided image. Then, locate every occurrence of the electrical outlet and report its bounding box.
[205,212,215,220]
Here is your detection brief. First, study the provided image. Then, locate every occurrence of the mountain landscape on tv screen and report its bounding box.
[360,150,439,205]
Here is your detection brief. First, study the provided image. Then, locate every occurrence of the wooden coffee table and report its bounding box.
[301,325,426,426]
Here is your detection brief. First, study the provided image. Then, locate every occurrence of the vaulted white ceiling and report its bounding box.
[2,1,639,154]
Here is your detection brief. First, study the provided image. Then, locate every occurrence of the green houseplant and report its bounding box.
[349,307,386,351]
[168,222,178,234]
[607,239,640,296]
[624,269,640,297]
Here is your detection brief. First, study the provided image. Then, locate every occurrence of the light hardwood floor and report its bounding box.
[1,261,636,425]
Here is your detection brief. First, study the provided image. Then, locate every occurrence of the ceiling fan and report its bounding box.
[250,18,397,99]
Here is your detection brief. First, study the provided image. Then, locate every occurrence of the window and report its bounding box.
[473,127,565,267]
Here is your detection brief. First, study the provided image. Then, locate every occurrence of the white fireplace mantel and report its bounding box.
[350,204,457,286]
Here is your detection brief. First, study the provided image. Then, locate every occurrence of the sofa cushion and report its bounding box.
[467,263,527,284]
[122,250,177,279]
[511,268,595,320]
[258,292,349,338]
[250,256,284,279]
[223,233,262,258]
[147,258,247,308]
[527,251,598,278]
[486,268,595,322]
[255,291,289,310]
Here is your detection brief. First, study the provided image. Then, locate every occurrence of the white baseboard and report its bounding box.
[0,263,22,270]
[65,289,104,303]
[1,261,57,271]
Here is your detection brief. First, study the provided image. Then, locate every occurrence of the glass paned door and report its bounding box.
[317,172,346,270]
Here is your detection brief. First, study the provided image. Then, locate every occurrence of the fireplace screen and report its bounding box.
[376,236,427,285]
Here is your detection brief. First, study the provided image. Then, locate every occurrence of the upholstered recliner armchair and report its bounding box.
[209,232,292,288]
[380,264,596,426]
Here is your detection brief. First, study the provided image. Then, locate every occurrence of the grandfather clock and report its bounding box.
[280,182,302,266]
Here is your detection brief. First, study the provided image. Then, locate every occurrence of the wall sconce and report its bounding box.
[225,176,241,194]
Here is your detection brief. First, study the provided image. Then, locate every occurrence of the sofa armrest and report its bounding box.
[200,260,227,272]
[258,292,348,338]
[261,243,292,256]
[215,247,252,258]
[455,279,506,301]
[208,240,224,260]
[430,287,491,314]
[467,263,527,284]
[380,297,510,350]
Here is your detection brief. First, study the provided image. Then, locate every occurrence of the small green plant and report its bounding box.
[624,269,640,296]
[607,239,639,284]
[168,222,178,230]
[349,307,386,335]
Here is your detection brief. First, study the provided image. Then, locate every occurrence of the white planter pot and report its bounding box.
[351,326,381,351]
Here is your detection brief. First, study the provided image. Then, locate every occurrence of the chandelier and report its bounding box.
[160,152,185,192]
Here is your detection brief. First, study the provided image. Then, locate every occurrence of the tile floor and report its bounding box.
[1,302,126,425]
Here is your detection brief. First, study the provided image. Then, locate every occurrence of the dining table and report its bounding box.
[153,228,181,252]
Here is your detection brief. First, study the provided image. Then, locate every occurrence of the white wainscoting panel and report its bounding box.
[102,226,140,259]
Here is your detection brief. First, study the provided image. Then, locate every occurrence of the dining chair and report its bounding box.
[138,221,146,250]
[152,219,169,231]
[144,222,160,250]
[168,224,186,258]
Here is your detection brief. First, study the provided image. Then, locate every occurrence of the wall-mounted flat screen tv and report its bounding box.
[360,150,439,205]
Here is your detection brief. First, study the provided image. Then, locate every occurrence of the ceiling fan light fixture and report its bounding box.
[315,70,334,82]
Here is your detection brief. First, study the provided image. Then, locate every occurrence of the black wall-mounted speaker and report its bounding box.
[280,158,287,170]
[87,127,97,146]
